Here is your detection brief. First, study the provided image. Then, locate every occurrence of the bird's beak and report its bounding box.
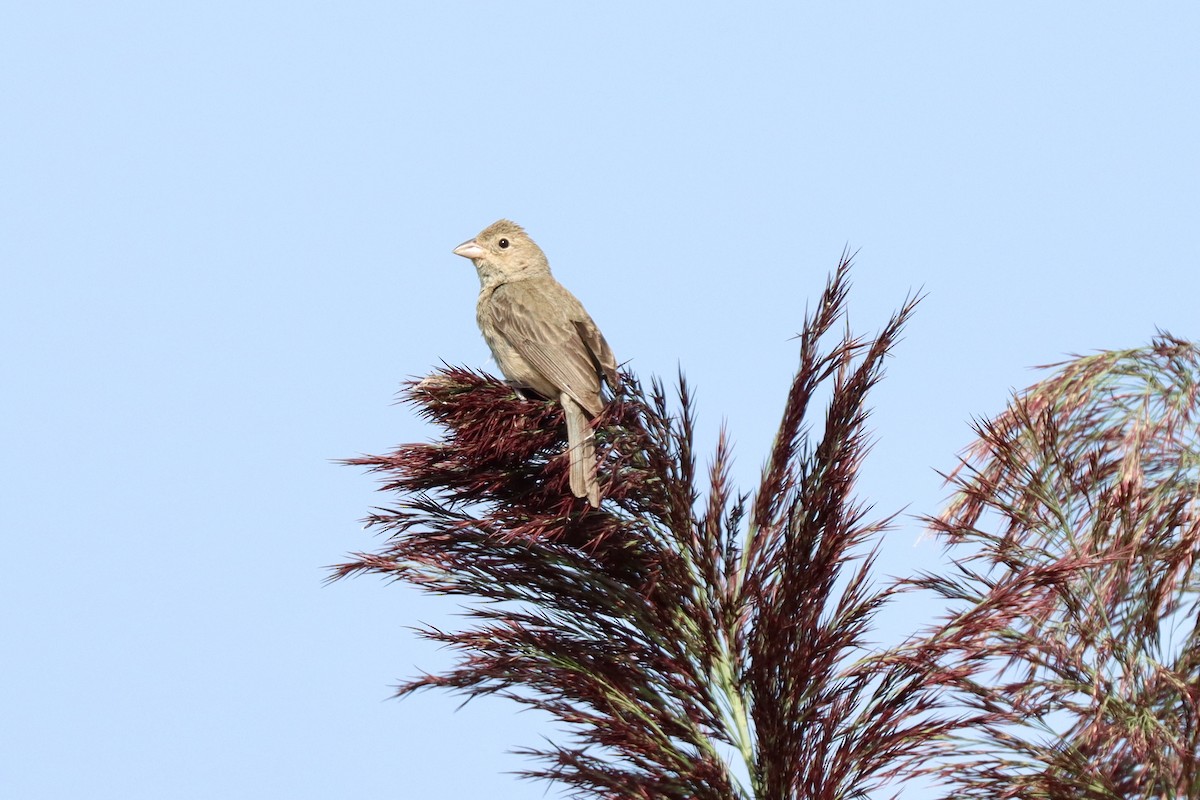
[453,238,485,260]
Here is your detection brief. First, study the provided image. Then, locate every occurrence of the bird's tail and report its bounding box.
[562,393,600,507]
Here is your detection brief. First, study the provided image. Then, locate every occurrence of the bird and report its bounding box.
[453,219,618,507]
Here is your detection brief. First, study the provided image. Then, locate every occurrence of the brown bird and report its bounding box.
[453,219,618,507]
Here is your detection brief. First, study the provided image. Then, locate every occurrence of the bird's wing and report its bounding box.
[487,281,606,416]
[573,318,619,389]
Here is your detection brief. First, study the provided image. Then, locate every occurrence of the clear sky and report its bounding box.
[3,3,1198,798]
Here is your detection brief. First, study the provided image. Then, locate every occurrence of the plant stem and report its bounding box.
[714,634,756,798]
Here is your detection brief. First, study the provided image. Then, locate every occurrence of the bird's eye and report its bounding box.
[498,238,510,249]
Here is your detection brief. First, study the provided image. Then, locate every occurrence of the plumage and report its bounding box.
[453,219,616,507]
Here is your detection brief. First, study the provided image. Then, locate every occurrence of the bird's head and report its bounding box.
[453,219,550,286]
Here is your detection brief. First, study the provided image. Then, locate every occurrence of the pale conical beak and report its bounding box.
[453,239,485,260]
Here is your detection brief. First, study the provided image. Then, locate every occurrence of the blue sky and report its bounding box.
[3,3,1198,798]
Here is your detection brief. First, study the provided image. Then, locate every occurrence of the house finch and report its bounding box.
[453,219,618,507]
